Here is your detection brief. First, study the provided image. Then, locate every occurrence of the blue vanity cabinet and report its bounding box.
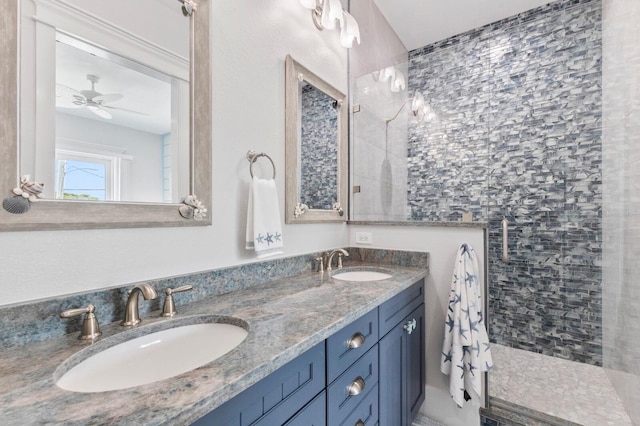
[192,341,326,426]
[378,279,426,426]
[192,279,425,426]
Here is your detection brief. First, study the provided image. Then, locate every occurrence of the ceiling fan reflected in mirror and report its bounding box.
[56,74,147,120]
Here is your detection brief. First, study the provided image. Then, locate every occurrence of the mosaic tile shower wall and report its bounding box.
[300,84,338,210]
[407,0,603,365]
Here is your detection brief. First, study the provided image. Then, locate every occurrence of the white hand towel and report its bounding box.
[245,177,283,258]
[440,243,493,407]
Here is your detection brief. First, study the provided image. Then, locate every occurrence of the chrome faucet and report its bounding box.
[326,248,349,271]
[121,283,158,326]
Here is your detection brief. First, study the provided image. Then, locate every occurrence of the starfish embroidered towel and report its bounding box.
[440,243,493,407]
[245,176,283,258]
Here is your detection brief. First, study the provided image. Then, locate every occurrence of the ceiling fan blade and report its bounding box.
[87,105,112,120]
[56,84,85,108]
[102,105,149,116]
[93,93,123,104]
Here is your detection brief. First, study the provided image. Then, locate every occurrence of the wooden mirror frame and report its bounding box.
[284,55,347,224]
[0,0,211,231]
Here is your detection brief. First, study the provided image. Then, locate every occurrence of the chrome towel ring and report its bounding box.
[246,150,276,179]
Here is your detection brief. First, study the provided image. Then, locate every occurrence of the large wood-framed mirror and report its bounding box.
[284,55,347,224]
[0,0,211,231]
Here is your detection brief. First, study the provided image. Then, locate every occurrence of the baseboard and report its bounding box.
[419,385,481,426]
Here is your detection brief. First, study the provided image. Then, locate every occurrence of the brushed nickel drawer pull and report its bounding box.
[348,376,366,396]
[348,331,366,349]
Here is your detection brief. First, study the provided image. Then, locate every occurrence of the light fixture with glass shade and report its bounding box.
[299,0,360,48]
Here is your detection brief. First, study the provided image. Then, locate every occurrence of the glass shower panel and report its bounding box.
[602,0,640,422]
[351,62,410,221]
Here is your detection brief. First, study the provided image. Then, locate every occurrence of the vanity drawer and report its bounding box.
[378,279,424,337]
[327,345,379,425]
[338,383,379,426]
[327,308,378,383]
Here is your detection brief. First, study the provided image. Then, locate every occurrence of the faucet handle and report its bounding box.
[161,285,193,317]
[60,304,102,340]
[316,256,325,272]
[337,253,344,268]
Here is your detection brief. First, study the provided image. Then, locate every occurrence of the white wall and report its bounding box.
[349,224,484,425]
[0,0,350,306]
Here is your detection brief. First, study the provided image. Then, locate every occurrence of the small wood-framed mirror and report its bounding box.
[284,55,347,224]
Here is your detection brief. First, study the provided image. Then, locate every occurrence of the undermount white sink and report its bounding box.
[56,320,248,393]
[332,270,392,282]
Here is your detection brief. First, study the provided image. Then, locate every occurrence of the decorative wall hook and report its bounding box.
[179,194,207,220]
[2,175,45,214]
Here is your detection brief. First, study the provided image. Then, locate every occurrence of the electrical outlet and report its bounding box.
[355,232,373,245]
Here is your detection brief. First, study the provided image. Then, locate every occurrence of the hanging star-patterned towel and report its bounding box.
[245,176,283,258]
[440,243,493,407]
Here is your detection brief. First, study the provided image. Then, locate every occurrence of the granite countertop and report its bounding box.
[0,263,427,425]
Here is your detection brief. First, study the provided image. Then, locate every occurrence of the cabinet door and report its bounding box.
[379,320,404,425]
[406,303,425,422]
[283,391,326,426]
[378,303,425,426]
[379,279,424,337]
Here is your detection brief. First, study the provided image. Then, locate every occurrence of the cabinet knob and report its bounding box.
[347,376,366,396]
[403,318,417,335]
[347,331,366,349]
[355,420,365,426]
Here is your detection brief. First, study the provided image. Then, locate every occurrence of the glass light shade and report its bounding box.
[411,91,425,113]
[381,66,395,82]
[329,0,344,27]
[340,10,361,48]
[300,0,316,9]
[320,0,338,29]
